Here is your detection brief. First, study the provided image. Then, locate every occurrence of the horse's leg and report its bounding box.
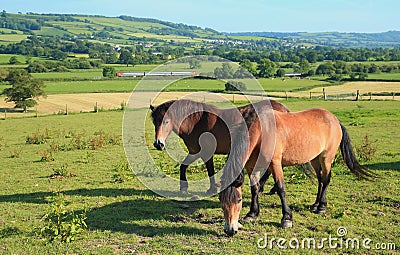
[310,157,322,212]
[180,154,198,193]
[314,155,333,214]
[244,170,260,221]
[271,162,293,228]
[259,169,277,195]
[204,157,217,195]
[179,163,189,193]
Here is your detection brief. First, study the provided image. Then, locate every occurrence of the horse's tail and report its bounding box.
[339,123,375,180]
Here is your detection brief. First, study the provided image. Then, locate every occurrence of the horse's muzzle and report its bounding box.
[153,139,165,150]
[223,220,241,237]
[224,228,238,237]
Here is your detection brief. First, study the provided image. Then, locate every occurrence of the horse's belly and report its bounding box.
[280,140,323,166]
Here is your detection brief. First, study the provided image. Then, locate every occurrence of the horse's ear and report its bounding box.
[150,105,155,112]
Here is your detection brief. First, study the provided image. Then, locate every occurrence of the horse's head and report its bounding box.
[219,172,244,236]
[150,101,175,151]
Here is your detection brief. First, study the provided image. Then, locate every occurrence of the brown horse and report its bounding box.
[150,99,290,195]
[219,107,375,236]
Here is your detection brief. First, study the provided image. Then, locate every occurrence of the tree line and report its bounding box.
[2,35,400,66]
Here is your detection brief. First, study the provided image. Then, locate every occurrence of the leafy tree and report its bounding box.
[27,61,48,73]
[316,62,335,76]
[225,81,247,91]
[2,69,46,112]
[118,50,134,67]
[239,59,257,77]
[296,59,310,74]
[214,63,234,79]
[103,66,116,78]
[305,51,318,63]
[233,66,253,78]
[188,58,201,69]
[8,56,20,65]
[276,68,286,77]
[257,58,276,78]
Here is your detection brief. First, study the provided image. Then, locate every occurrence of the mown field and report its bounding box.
[0,99,399,254]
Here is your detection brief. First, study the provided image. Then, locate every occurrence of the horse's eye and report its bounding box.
[237,198,242,203]
[163,119,169,124]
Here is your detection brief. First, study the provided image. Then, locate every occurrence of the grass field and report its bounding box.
[0,100,399,254]
[42,80,139,94]
[366,73,400,81]
[257,78,329,92]
[36,78,328,95]
[0,54,27,64]
[0,34,28,44]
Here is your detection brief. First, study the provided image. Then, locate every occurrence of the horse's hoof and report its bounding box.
[243,214,257,222]
[281,220,293,228]
[310,203,319,212]
[315,207,327,214]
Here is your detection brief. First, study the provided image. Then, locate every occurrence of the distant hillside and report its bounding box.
[0,11,225,45]
[226,31,400,47]
[1,11,399,48]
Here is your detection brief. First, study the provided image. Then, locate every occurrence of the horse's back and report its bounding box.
[272,108,342,166]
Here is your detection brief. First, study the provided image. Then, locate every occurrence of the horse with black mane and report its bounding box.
[219,105,376,236]
[150,99,290,195]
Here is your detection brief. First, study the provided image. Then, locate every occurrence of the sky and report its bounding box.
[1,0,399,33]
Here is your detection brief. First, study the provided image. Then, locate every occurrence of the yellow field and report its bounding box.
[0,92,267,118]
[1,81,399,118]
[268,81,400,99]
[311,81,400,94]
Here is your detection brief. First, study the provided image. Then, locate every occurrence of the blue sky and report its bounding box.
[1,0,399,32]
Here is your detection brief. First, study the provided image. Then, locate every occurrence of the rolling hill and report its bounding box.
[226,31,400,47]
[0,12,226,45]
[1,11,399,48]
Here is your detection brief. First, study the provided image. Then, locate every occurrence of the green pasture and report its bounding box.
[0,54,27,64]
[31,70,104,80]
[38,77,327,95]
[366,73,400,81]
[0,100,399,254]
[0,34,28,44]
[42,80,138,94]
[257,78,329,92]
[36,27,71,37]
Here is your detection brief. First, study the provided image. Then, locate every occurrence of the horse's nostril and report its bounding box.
[153,140,165,150]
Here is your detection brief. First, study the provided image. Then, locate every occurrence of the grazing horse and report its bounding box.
[150,99,290,195]
[219,107,375,236]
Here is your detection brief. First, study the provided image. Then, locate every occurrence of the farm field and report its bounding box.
[0,99,399,254]
[366,73,400,81]
[307,81,400,98]
[268,81,400,100]
[257,78,329,92]
[0,92,267,117]
[0,75,329,96]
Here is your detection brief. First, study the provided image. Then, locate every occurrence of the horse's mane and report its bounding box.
[151,99,220,134]
[219,108,250,192]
